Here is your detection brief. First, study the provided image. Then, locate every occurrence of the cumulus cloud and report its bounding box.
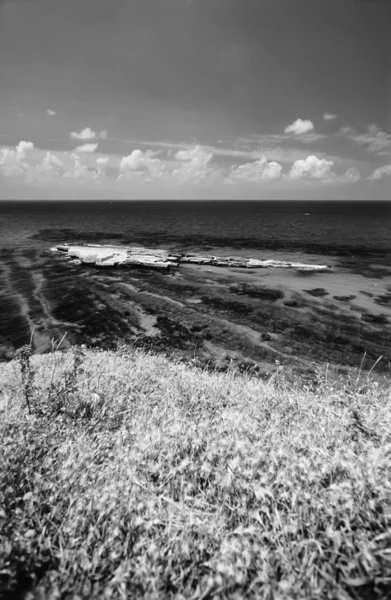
[0,141,35,175]
[228,156,282,183]
[172,144,216,183]
[70,128,107,141]
[118,149,165,181]
[62,154,96,180]
[36,152,64,174]
[96,157,110,175]
[175,145,213,165]
[0,141,112,185]
[368,164,391,181]
[284,119,314,135]
[47,109,56,117]
[323,112,337,121]
[119,149,158,171]
[0,139,366,195]
[339,167,361,183]
[74,143,98,153]
[288,155,334,180]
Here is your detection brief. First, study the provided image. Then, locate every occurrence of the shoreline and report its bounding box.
[1,238,391,384]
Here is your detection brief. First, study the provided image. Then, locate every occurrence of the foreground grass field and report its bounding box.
[1,346,391,599]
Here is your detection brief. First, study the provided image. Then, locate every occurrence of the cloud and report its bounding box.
[70,128,96,141]
[323,112,337,121]
[119,149,158,171]
[70,128,107,141]
[284,119,314,135]
[287,158,361,185]
[47,109,56,117]
[74,143,98,153]
[288,155,334,180]
[118,149,164,181]
[339,124,391,155]
[124,134,329,166]
[63,154,93,180]
[340,126,355,135]
[172,144,215,183]
[228,156,282,183]
[368,164,391,181]
[339,167,361,184]
[36,152,64,174]
[0,141,35,175]
[0,141,111,184]
[175,144,213,166]
[0,140,365,197]
[96,157,110,175]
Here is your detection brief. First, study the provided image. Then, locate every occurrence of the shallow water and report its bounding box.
[1,200,391,380]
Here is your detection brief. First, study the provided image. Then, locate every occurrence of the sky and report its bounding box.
[0,0,390,200]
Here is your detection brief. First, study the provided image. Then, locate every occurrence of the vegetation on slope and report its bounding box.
[1,346,391,599]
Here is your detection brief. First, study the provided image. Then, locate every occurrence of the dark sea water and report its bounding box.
[1,200,391,379]
[1,200,391,251]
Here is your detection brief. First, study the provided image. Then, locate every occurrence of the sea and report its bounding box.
[1,200,391,374]
[1,200,391,251]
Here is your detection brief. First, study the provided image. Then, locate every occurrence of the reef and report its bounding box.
[52,244,333,272]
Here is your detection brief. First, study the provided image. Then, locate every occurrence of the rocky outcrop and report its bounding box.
[51,244,332,272]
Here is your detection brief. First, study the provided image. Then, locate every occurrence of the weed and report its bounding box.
[1,347,391,599]
[14,342,35,414]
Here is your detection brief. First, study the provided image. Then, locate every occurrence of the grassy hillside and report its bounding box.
[1,346,391,599]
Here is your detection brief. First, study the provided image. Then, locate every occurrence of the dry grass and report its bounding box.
[1,346,391,599]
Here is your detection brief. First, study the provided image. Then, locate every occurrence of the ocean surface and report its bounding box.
[1,200,391,251]
[1,200,391,378]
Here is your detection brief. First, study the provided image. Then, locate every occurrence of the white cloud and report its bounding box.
[70,128,107,141]
[340,126,355,135]
[368,164,391,181]
[125,136,328,164]
[74,143,98,153]
[96,157,110,175]
[340,124,391,155]
[339,167,361,183]
[0,141,35,175]
[174,145,213,165]
[70,127,96,141]
[228,156,282,183]
[172,144,215,183]
[47,109,56,117]
[0,141,111,184]
[284,119,314,135]
[119,149,158,171]
[288,155,334,180]
[118,149,164,181]
[36,152,64,174]
[63,153,96,180]
[0,139,365,196]
[323,112,337,121]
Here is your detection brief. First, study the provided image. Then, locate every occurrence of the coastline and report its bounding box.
[1,235,391,385]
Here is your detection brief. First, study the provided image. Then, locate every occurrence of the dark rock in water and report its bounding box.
[333,295,356,302]
[375,293,391,307]
[305,288,329,297]
[362,313,389,325]
[295,270,317,277]
[360,291,374,298]
[284,300,300,308]
[229,283,284,302]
